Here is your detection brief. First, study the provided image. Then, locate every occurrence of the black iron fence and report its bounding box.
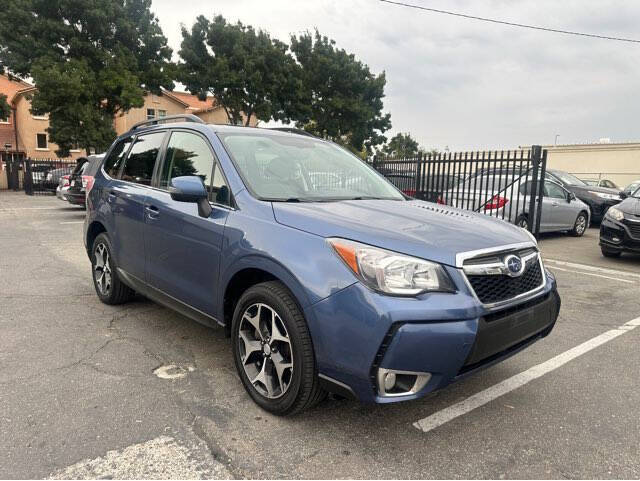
[371,146,548,237]
[1,152,78,195]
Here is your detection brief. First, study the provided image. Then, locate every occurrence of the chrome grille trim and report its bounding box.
[457,244,547,311]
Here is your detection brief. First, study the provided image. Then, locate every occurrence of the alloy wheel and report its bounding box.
[575,215,587,235]
[237,303,293,399]
[93,243,112,296]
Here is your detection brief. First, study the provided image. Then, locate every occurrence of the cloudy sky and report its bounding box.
[151,0,640,151]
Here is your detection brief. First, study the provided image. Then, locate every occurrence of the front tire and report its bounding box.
[231,281,326,415]
[91,233,135,305]
[570,212,588,237]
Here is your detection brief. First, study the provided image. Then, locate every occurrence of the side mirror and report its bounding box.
[620,191,628,200]
[169,176,212,218]
[567,192,576,202]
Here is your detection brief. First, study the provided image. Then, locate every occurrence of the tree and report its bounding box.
[0,94,9,121]
[0,0,174,156]
[289,30,391,153]
[178,15,302,127]
[382,133,420,158]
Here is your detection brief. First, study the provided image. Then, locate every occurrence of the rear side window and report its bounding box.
[121,132,165,186]
[103,138,132,178]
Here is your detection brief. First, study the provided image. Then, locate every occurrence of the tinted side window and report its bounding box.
[104,138,132,178]
[212,163,231,206]
[160,131,215,195]
[121,132,165,185]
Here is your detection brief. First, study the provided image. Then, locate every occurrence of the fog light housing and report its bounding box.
[376,368,431,397]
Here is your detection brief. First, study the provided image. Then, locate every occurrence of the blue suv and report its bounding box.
[85,115,560,415]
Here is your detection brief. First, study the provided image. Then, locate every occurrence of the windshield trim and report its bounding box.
[215,131,407,203]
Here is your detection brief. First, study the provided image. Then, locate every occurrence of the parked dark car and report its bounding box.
[84,116,560,415]
[582,178,618,189]
[66,156,103,207]
[600,189,640,257]
[546,169,622,223]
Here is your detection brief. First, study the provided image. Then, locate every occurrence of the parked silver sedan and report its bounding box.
[445,175,591,236]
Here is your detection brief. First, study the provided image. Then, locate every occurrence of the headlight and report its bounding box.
[589,191,619,200]
[606,207,624,222]
[328,238,455,296]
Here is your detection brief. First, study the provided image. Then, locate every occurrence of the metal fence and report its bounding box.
[371,146,548,237]
[0,152,78,195]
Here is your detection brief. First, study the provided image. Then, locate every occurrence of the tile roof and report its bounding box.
[168,91,217,112]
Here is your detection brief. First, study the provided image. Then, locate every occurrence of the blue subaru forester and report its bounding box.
[85,115,560,415]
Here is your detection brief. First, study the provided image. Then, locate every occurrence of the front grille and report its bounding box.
[624,221,640,239]
[466,257,543,305]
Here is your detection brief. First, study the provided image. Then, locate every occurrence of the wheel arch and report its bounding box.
[86,221,107,257]
[221,256,313,335]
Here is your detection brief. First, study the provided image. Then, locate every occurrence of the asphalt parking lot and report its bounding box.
[1,191,639,479]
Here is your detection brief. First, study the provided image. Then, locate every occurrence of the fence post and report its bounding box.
[533,148,547,237]
[23,159,33,195]
[528,145,542,238]
[414,152,422,197]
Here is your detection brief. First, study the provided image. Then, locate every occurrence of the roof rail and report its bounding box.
[269,127,316,138]
[130,114,205,131]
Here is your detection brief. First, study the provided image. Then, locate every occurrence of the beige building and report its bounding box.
[114,89,257,136]
[540,142,640,189]
[1,72,257,161]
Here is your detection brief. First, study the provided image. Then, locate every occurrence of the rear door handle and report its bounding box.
[145,205,160,219]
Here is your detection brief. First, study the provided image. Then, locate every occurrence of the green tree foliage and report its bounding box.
[382,132,421,158]
[178,15,302,127]
[0,0,174,156]
[289,30,391,153]
[0,94,10,121]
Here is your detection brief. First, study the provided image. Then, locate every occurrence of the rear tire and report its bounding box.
[231,281,326,416]
[601,247,621,258]
[91,233,135,305]
[516,214,529,231]
[570,212,588,237]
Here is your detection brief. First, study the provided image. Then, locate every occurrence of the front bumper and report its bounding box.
[582,198,620,222]
[306,268,559,403]
[600,217,640,254]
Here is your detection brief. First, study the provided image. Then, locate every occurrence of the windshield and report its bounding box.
[217,132,404,201]
[583,180,598,186]
[552,171,586,186]
[632,185,640,198]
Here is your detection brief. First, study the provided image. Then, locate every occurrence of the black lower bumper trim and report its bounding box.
[460,289,560,373]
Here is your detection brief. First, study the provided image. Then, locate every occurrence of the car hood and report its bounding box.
[272,199,532,267]
[569,184,621,195]
[618,197,640,216]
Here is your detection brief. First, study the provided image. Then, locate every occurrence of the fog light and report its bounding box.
[376,368,432,397]
[612,237,621,243]
[383,372,397,391]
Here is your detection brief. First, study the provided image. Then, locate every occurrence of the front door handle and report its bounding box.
[145,205,160,219]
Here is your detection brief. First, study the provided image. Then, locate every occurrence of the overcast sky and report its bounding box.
[151,0,640,151]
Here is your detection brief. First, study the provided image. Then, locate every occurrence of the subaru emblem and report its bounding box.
[504,254,524,277]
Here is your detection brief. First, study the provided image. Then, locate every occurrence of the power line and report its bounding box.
[379,0,640,44]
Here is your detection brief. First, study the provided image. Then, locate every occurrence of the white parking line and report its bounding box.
[413,316,640,433]
[548,266,635,284]
[544,258,640,279]
[59,221,84,224]
[0,206,60,211]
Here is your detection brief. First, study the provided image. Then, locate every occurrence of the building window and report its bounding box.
[146,108,155,120]
[70,141,81,152]
[158,109,167,118]
[0,112,9,124]
[36,133,48,150]
[32,113,48,120]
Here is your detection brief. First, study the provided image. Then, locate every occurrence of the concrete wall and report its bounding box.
[542,143,640,189]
